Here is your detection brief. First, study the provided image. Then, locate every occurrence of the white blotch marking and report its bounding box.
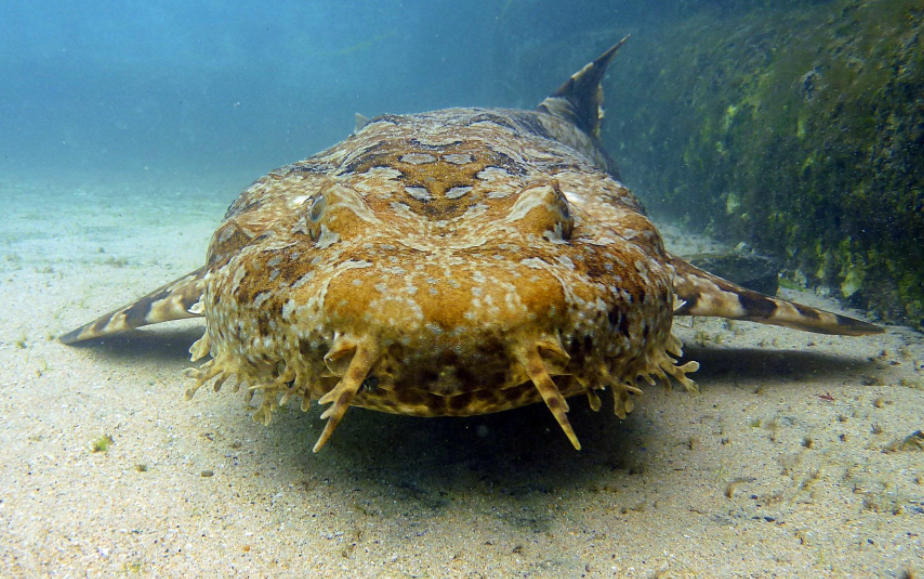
[554,255,576,269]
[486,190,512,199]
[477,166,512,181]
[389,202,415,219]
[253,292,271,309]
[290,217,309,235]
[218,226,236,244]
[562,189,586,207]
[292,270,315,289]
[414,136,463,148]
[315,225,341,248]
[443,153,474,165]
[231,266,247,293]
[445,186,472,199]
[405,186,432,201]
[459,203,489,221]
[400,153,437,165]
[521,257,548,270]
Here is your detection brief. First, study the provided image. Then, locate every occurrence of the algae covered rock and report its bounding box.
[604,0,924,327]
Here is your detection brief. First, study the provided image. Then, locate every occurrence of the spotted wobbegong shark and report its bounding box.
[62,37,883,452]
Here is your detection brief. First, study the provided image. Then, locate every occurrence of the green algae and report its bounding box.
[91,434,113,453]
[603,0,924,328]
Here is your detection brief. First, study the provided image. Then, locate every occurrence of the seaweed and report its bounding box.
[604,0,924,328]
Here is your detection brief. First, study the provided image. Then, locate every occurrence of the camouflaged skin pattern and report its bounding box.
[62,39,881,452]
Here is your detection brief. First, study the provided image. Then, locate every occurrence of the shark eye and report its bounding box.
[309,195,326,222]
[508,179,574,242]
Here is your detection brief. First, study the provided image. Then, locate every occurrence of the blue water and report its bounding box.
[0,0,659,188]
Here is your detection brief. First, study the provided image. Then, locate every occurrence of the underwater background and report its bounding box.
[0,0,814,182]
[2,2,924,577]
[3,0,921,326]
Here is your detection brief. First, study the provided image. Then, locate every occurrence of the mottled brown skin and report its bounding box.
[61,38,882,452]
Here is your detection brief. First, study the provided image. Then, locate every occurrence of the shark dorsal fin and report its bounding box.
[354,113,370,133]
[537,35,629,139]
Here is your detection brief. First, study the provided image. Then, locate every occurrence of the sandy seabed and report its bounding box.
[1,176,922,579]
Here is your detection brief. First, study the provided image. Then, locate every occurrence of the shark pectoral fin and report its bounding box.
[59,267,208,344]
[669,255,883,337]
